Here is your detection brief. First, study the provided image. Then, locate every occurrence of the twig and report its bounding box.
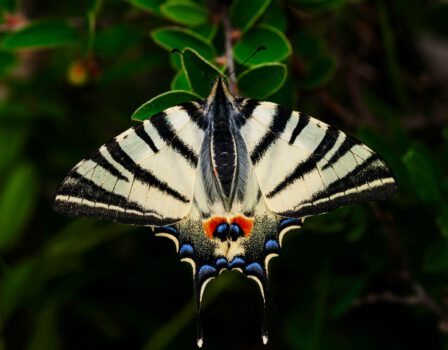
[220,3,237,94]
[352,207,448,332]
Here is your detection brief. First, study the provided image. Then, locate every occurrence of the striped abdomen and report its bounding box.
[211,115,237,199]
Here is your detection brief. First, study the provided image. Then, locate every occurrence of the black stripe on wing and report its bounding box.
[150,111,199,167]
[288,114,310,145]
[106,139,189,203]
[267,126,339,198]
[133,123,159,153]
[312,156,395,202]
[236,99,260,127]
[53,172,177,225]
[91,151,128,181]
[280,156,397,218]
[250,105,292,165]
[180,101,207,131]
[322,135,361,170]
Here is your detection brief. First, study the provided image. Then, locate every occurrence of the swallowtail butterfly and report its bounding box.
[53,79,397,346]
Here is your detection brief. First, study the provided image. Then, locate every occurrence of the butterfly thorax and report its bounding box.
[207,80,242,209]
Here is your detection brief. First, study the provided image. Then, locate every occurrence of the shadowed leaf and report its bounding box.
[131,90,201,121]
[151,27,214,60]
[0,163,37,251]
[231,0,272,32]
[171,69,191,90]
[160,1,207,26]
[127,0,163,14]
[234,25,291,66]
[402,143,441,202]
[181,48,222,97]
[237,62,287,99]
[1,20,78,50]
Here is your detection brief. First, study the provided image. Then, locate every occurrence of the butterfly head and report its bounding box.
[207,78,235,107]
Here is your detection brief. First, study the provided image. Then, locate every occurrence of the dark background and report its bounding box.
[1,0,447,349]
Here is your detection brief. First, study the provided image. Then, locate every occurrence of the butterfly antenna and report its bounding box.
[224,45,266,81]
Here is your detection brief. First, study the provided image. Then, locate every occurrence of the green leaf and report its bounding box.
[127,0,163,14]
[43,219,132,258]
[234,24,291,66]
[131,90,201,121]
[443,127,448,142]
[86,0,103,14]
[171,69,191,90]
[0,51,17,76]
[181,48,222,97]
[0,163,38,251]
[0,258,38,320]
[437,204,448,238]
[291,0,347,12]
[26,303,61,350]
[1,20,78,50]
[160,1,207,26]
[402,143,441,202]
[268,75,295,106]
[195,23,218,41]
[423,238,448,273]
[261,0,287,32]
[0,0,17,12]
[299,55,337,89]
[237,62,287,99]
[231,0,272,32]
[95,24,141,57]
[0,126,27,172]
[151,26,214,60]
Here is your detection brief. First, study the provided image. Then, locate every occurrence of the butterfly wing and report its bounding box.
[53,102,206,226]
[238,100,397,219]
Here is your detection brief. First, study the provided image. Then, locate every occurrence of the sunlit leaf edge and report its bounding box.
[237,62,287,99]
[131,89,201,121]
[234,23,292,66]
[231,0,272,33]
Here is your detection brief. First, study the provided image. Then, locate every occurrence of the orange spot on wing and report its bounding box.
[231,215,254,237]
[202,216,227,239]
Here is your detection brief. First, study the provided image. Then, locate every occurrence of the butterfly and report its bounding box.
[53,78,397,347]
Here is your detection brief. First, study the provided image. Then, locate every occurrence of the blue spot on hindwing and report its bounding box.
[228,257,245,268]
[155,225,178,234]
[278,218,302,230]
[179,244,194,256]
[216,223,228,234]
[230,223,241,234]
[265,239,280,251]
[216,257,227,267]
[245,262,264,277]
[198,265,217,281]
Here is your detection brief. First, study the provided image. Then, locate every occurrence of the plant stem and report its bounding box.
[221,3,237,94]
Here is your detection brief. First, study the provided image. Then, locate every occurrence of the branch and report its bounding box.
[352,207,448,332]
[220,3,237,94]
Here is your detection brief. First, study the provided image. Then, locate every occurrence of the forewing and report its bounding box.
[53,102,206,226]
[238,100,397,218]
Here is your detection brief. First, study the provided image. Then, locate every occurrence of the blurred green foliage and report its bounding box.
[0,0,447,349]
